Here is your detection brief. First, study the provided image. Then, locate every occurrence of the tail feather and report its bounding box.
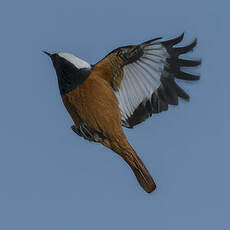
[123,150,156,193]
[103,138,156,193]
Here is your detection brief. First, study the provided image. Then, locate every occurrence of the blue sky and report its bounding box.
[0,0,229,229]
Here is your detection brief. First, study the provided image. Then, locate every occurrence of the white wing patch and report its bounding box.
[115,41,168,123]
[108,34,200,127]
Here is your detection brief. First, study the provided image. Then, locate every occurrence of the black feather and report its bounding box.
[151,93,160,113]
[145,100,153,115]
[122,34,200,128]
[157,87,169,104]
[174,39,197,55]
[175,71,200,80]
[161,79,179,105]
[126,103,150,127]
[178,59,201,67]
[161,33,184,47]
[143,37,163,46]
[159,99,168,111]
[169,80,190,100]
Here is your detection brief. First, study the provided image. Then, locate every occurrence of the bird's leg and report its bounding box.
[71,125,82,136]
[79,123,93,139]
[71,124,94,141]
[71,123,105,143]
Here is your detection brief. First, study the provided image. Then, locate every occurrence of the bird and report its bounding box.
[44,33,201,193]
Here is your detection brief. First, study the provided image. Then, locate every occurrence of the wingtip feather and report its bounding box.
[161,33,185,47]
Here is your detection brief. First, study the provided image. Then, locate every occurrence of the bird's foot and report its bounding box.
[71,123,105,142]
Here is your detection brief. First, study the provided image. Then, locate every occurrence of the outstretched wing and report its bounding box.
[93,33,201,128]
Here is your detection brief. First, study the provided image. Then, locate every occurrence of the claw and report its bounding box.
[79,125,92,140]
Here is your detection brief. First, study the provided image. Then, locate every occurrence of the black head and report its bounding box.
[44,51,91,95]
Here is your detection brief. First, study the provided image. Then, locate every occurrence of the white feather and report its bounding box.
[142,54,166,64]
[136,60,160,86]
[125,66,143,104]
[131,64,152,96]
[120,75,133,117]
[114,42,169,123]
[58,53,91,69]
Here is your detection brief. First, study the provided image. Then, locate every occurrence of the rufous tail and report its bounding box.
[123,150,156,193]
[102,138,156,193]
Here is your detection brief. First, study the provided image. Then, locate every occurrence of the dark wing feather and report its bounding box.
[94,34,201,128]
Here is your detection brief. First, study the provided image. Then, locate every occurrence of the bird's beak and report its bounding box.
[43,51,52,57]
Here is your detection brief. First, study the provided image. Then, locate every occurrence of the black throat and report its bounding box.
[57,67,91,95]
[51,54,91,95]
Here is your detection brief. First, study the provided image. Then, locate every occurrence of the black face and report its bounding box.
[50,54,78,78]
[47,53,91,95]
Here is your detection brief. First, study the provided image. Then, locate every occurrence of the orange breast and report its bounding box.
[64,73,123,139]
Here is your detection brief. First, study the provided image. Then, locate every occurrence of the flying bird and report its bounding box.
[44,33,201,193]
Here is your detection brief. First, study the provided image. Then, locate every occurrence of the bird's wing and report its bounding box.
[93,33,201,128]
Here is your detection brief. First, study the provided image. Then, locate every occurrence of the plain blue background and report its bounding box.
[0,0,229,229]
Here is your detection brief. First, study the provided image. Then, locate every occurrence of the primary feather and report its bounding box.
[94,33,201,128]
